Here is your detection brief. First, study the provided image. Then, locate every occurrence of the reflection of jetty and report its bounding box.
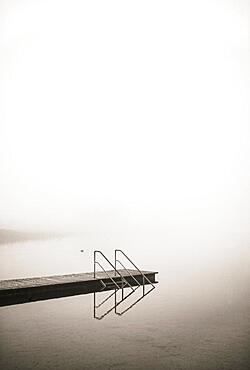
[0,250,158,308]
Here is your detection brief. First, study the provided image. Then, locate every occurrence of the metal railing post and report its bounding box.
[94,251,96,278]
[115,249,155,290]
[115,250,117,276]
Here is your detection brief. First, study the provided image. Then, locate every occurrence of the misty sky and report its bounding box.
[0,0,249,233]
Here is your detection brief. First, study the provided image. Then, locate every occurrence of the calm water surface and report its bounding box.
[0,236,249,370]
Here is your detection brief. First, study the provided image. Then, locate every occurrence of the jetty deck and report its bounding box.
[0,269,158,307]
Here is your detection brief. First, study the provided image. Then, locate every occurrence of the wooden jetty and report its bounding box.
[0,269,158,307]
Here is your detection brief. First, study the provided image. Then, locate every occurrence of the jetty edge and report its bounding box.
[0,269,158,307]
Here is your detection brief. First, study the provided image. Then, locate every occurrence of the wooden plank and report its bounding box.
[0,269,158,307]
[0,269,155,290]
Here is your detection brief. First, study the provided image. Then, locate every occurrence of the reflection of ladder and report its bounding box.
[94,250,156,320]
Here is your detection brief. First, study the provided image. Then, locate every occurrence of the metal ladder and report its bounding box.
[93,249,156,320]
[114,249,155,316]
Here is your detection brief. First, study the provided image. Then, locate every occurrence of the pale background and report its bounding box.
[1,3,250,370]
[0,0,249,276]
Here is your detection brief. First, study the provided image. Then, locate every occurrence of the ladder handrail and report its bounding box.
[115,249,155,289]
[94,250,117,277]
[115,259,142,287]
[94,262,122,291]
[94,250,135,290]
